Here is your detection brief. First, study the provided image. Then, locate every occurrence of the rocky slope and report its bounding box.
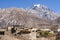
[28,4,60,20]
[0,4,60,28]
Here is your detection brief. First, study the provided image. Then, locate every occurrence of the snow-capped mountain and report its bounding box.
[0,4,60,28]
[28,4,60,20]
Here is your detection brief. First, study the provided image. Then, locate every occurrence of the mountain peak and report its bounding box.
[28,4,60,20]
[33,4,48,9]
[30,4,49,10]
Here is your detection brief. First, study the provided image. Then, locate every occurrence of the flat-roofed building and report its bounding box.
[0,28,6,35]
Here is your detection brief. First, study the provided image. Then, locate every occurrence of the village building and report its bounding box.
[0,28,6,35]
[0,27,6,39]
[58,29,60,32]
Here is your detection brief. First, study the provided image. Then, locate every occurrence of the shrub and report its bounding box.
[39,31,49,37]
[20,30,31,34]
[48,32,54,37]
[39,30,54,37]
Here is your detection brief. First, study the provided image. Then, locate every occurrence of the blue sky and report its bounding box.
[0,0,60,13]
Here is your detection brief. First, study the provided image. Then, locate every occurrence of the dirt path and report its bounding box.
[0,35,20,40]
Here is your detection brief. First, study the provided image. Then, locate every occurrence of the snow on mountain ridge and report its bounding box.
[34,4,48,9]
[28,4,60,20]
